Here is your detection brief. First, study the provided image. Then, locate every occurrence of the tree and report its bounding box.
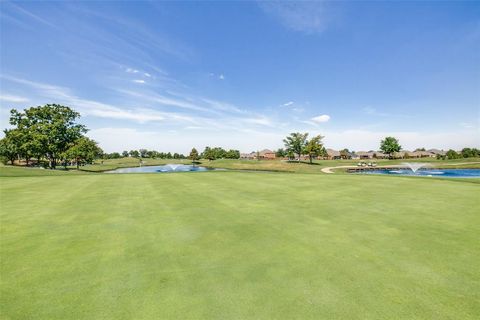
[304,135,324,164]
[129,150,139,158]
[340,148,350,160]
[64,137,103,169]
[8,105,87,169]
[202,147,215,160]
[122,151,129,157]
[461,148,479,158]
[189,148,199,163]
[380,136,401,158]
[283,132,308,161]
[446,149,460,159]
[286,150,295,160]
[275,148,286,158]
[109,152,121,159]
[0,134,18,165]
[139,149,148,158]
[147,150,158,158]
[225,149,240,159]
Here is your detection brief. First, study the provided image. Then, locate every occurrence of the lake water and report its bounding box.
[355,168,480,178]
[106,164,215,174]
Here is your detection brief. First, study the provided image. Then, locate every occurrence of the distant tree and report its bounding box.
[275,148,286,158]
[129,150,140,158]
[146,150,158,158]
[202,146,215,160]
[461,148,479,158]
[64,137,103,169]
[286,150,295,160]
[446,149,460,159]
[166,152,172,159]
[380,136,401,159]
[189,148,199,163]
[340,148,350,160]
[122,150,129,157]
[0,134,18,165]
[109,152,121,159]
[304,135,324,164]
[225,149,240,159]
[415,147,426,152]
[139,149,148,158]
[283,132,308,161]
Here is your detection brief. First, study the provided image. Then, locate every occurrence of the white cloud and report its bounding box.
[144,72,151,77]
[311,114,330,123]
[218,74,225,80]
[132,79,145,84]
[0,94,29,103]
[282,101,294,107]
[460,122,474,129]
[259,1,330,34]
[125,68,140,74]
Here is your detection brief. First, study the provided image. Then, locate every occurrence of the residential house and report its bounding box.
[326,149,341,160]
[240,152,256,160]
[427,149,446,157]
[258,149,276,160]
[356,151,373,159]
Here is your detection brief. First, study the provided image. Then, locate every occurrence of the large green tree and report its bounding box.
[283,132,308,161]
[64,137,102,169]
[0,133,18,165]
[304,135,324,164]
[380,136,401,158]
[8,104,87,168]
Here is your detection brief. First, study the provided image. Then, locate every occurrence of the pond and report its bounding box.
[354,168,480,178]
[106,164,217,174]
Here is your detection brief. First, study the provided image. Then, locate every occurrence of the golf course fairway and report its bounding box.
[1,171,479,319]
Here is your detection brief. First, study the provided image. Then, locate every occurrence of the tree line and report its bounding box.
[0,104,102,169]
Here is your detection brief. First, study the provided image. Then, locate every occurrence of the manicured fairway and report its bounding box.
[1,172,479,319]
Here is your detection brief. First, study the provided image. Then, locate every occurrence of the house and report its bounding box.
[326,149,341,160]
[427,149,446,157]
[350,153,360,160]
[404,151,421,158]
[372,152,387,159]
[240,152,256,160]
[356,151,373,159]
[392,151,406,159]
[258,149,276,160]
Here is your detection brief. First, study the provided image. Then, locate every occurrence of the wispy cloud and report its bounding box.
[0,94,29,103]
[282,101,294,107]
[132,79,146,84]
[362,106,410,118]
[7,2,57,28]
[259,1,331,34]
[0,76,187,123]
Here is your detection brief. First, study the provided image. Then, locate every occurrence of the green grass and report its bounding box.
[1,171,479,319]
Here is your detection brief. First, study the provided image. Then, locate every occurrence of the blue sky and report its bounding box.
[1,1,479,153]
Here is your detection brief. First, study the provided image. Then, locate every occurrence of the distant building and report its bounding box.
[427,149,446,156]
[258,149,276,160]
[356,151,373,159]
[240,152,256,160]
[240,149,276,160]
[326,149,341,160]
